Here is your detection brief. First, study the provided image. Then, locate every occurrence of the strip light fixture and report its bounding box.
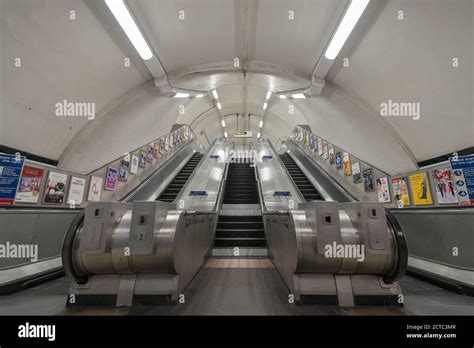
[173,92,189,98]
[324,0,370,60]
[257,132,261,138]
[259,120,263,128]
[221,119,226,127]
[224,131,228,138]
[105,0,154,60]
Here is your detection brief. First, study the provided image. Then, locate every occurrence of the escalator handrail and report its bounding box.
[61,209,88,284]
[383,208,409,283]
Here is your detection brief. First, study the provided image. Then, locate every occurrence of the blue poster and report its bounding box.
[450,155,474,206]
[0,154,25,206]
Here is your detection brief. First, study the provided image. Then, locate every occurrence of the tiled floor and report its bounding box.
[1,257,473,316]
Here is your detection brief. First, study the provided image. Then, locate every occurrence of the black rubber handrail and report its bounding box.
[61,209,88,284]
[383,208,408,283]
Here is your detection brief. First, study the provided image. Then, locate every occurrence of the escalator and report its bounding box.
[156,152,203,202]
[279,153,323,201]
[215,162,265,247]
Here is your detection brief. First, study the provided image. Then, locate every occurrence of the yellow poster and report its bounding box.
[409,172,433,205]
[391,177,411,207]
[343,152,351,176]
[305,132,310,146]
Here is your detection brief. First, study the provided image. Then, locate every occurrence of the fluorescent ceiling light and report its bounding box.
[263,102,268,110]
[292,93,307,99]
[221,119,226,127]
[279,95,287,99]
[212,90,219,100]
[173,92,189,98]
[216,102,222,110]
[257,132,261,138]
[224,131,228,138]
[265,91,272,100]
[195,94,205,98]
[259,120,263,128]
[324,0,370,60]
[105,0,153,61]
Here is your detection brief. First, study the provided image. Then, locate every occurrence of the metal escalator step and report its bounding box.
[214,238,266,247]
[215,229,265,238]
[217,221,264,229]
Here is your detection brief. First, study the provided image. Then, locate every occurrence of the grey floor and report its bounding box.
[1,257,473,316]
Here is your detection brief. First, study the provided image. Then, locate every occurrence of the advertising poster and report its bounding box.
[154,142,160,159]
[105,167,118,191]
[0,154,25,206]
[169,133,174,148]
[165,135,170,151]
[130,155,139,175]
[376,177,391,203]
[43,171,68,204]
[329,147,335,165]
[309,134,314,149]
[147,145,154,163]
[342,152,351,176]
[159,138,166,155]
[67,176,86,205]
[87,176,103,201]
[119,160,130,182]
[323,143,329,160]
[391,177,411,207]
[450,155,474,206]
[352,162,361,183]
[409,172,433,205]
[363,168,374,192]
[432,167,458,204]
[318,139,323,156]
[139,149,146,168]
[305,132,310,147]
[15,165,44,203]
[335,152,342,169]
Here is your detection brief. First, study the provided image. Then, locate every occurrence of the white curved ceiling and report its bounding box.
[1,0,473,175]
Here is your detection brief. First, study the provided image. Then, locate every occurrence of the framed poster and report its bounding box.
[67,176,86,205]
[450,155,474,206]
[391,177,411,207]
[352,162,361,183]
[323,143,329,160]
[309,134,314,149]
[305,132,310,146]
[119,160,130,182]
[342,152,351,176]
[105,167,118,191]
[335,152,342,170]
[130,155,139,175]
[0,154,25,206]
[154,142,160,159]
[376,177,391,203]
[165,135,170,151]
[147,145,154,163]
[328,147,335,165]
[43,171,68,204]
[318,139,323,156]
[159,138,166,155]
[409,172,433,205]
[169,133,174,148]
[15,165,44,203]
[432,167,458,204]
[87,176,103,201]
[139,149,146,168]
[363,168,374,192]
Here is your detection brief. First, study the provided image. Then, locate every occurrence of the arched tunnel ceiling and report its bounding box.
[0,0,473,175]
